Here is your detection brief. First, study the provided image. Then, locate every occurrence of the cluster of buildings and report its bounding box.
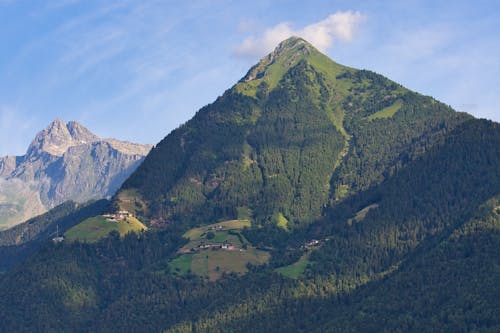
[102,210,132,222]
[209,225,224,231]
[179,242,238,254]
[304,239,320,247]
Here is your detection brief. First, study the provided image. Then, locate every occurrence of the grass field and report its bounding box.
[275,252,312,279]
[183,219,251,240]
[201,248,270,281]
[347,204,380,225]
[64,216,147,242]
[236,206,253,220]
[273,212,289,231]
[169,254,193,275]
[170,219,269,280]
[367,100,403,121]
[185,248,270,281]
[169,247,270,281]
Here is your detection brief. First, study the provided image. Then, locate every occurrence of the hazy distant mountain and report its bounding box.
[0,119,151,229]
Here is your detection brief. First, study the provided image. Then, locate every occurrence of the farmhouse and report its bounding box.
[52,236,64,243]
[102,210,133,222]
[305,239,320,247]
[209,225,224,231]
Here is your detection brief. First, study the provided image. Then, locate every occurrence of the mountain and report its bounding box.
[117,37,468,229]
[0,119,151,229]
[0,37,498,332]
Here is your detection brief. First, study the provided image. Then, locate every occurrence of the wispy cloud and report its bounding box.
[234,11,365,57]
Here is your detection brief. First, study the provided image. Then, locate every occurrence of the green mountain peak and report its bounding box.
[241,36,314,81]
[118,36,468,232]
[235,37,346,97]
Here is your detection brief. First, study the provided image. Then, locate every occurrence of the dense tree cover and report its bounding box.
[333,69,471,196]
[0,200,107,271]
[167,196,500,333]
[120,41,469,232]
[163,119,500,333]
[123,58,346,228]
[0,118,498,332]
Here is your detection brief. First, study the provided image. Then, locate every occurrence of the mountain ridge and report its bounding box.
[0,119,152,229]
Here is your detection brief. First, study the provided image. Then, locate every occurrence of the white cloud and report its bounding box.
[234,11,365,57]
[235,22,293,57]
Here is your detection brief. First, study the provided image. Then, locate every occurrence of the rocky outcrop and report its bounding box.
[0,120,152,229]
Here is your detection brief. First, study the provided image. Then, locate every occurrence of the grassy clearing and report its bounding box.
[194,248,270,281]
[347,204,380,225]
[354,204,379,221]
[191,253,209,277]
[171,219,268,280]
[169,254,193,275]
[236,206,253,220]
[276,252,311,279]
[367,100,403,120]
[212,231,239,243]
[182,219,251,240]
[273,212,289,231]
[64,216,147,243]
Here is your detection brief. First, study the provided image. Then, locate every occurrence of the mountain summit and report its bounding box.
[241,37,316,82]
[0,120,152,229]
[26,119,99,156]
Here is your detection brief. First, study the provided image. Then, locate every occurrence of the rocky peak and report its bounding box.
[67,121,99,144]
[26,119,99,157]
[1,119,153,228]
[269,36,314,59]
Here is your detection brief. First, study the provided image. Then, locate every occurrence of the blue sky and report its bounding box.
[1,0,499,156]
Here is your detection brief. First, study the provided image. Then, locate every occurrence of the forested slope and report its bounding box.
[119,37,469,232]
[0,119,498,332]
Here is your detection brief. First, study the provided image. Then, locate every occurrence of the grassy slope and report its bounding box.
[235,38,349,136]
[171,219,269,280]
[367,99,403,120]
[275,251,311,279]
[183,220,251,240]
[201,248,269,281]
[64,216,147,242]
[274,212,289,231]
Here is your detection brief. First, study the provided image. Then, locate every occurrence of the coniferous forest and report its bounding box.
[0,37,498,332]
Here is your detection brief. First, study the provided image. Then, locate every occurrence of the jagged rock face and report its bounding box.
[0,156,18,177]
[0,120,152,229]
[25,118,99,157]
